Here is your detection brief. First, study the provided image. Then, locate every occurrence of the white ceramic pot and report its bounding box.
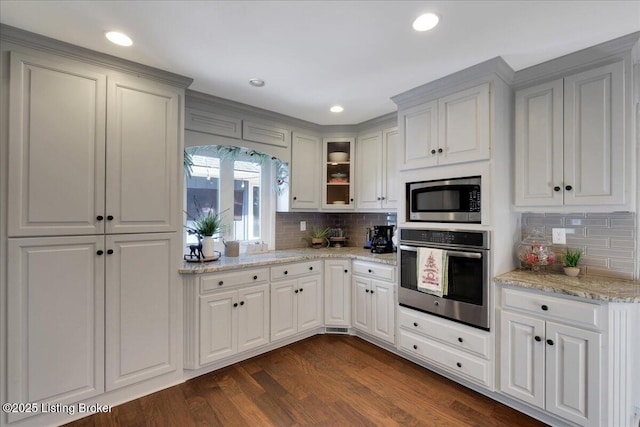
[202,236,215,258]
[563,266,580,277]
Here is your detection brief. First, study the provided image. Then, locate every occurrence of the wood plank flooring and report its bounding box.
[64,335,547,427]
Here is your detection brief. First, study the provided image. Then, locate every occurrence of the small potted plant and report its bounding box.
[563,248,582,277]
[310,227,331,249]
[186,210,224,258]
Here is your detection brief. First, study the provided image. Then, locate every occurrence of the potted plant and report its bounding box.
[186,210,224,258]
[310,227,331,249]
[563,248,582,277]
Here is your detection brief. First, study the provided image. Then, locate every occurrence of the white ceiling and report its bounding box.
[1,1,639,125]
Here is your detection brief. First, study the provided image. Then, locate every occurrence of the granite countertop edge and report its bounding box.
[179,248,397,275]
[494,269,640,303]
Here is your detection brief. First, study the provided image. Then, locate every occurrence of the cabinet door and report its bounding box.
[105,233,177,390]
[199,290,237,365]
[563,61,625,206]
[499,311,545,409]
[7,236,104,422]
[545,322,601,426]
[356,131,383,209]
[382,127,399,209]
[8,52,106,237]
[297,275,323,332]
[352,276,371,333]
[106,77,180,234]
[270,279,297,341]
[237,284,270,353]
[514,80,564,207]
[438,83,490,165]
[323,138,355,209]
[324,260,351,326]
[290,133,321,209]
[370,279,395,344]
[399,100,438,170]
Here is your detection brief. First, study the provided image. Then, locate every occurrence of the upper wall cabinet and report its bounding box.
[355,127,399,210]
[398,83,490,170]
[322,137,355,209]
[8,52,182,237]
[515,61,627,208]
[290,132,321,209]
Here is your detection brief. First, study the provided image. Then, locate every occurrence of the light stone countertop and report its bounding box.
[179,247,397,274]
[494,269,640,303]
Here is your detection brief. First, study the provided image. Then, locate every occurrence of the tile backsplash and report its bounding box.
[275,212,396,250]
[521,212,637,280]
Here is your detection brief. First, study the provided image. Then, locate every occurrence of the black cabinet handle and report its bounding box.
[413,344,418,350]
[553,186,561,192]
[371,290,375,294]
[413,322,418,327]
[218,281,224,286]
[438,148,443,154]
[431,149,436,154]
[295,289,299,293]
[233,303,238,307]
[541,305,548,311]
[284,270,288,275]
[458,337,463,343]
[96,215,104,221]
[299,288,304,293]
[97,250,104,256]
[456,362,462,368]
[350,198,354,202]
[365,289,370,293]
[368,269,373,273]
[107,249,114,255]
[535,336,542,342]
[565,185,573,191]
[240,301,245,306]
[253,275,258,280]
[107,215,114,221]
[381,196,385,200]
[344,269,348,273]
[377,197,381,200]
[309,266,313,271]
[547,339,554,346]
[293,196,297,200]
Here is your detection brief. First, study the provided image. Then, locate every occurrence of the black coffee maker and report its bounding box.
[371,225,395,254]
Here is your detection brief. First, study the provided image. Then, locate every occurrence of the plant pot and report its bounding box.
[311,237,328,249]
[563,266,580,277]
[202,236,215,258]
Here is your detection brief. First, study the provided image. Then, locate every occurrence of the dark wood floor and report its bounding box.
[65,335,547,427]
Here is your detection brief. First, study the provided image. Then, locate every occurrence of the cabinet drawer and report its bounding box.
[399,330,491,387]
[399,307,490,359]
[201,268,269,293]
[501,287,604,330]
[352,261,395,281]
[271,260,322,281]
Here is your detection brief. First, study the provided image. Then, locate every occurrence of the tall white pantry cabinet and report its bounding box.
[1,30,192,426]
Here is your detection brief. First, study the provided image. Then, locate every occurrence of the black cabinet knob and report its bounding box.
[253,275,258,280]
[240,301,245,306]
[344,269,348,273]
[413,322,418,327]
[456,362,462,368]
[413,344,418,350]
[368,269,373,273]
[309,266,313,270]
[293,196,297,200]
[365,289,370,293]
[284,270,288,275]
[381,196,385,200]
[377,197,381,200]
[553,186,561,192]
[547,339,554,346]
[96,215,104,221]
[541,305,548,311]
[371,290,375,294]
[431,149,436,155]
[107,249,114,255]
[565,185,573,191]
[438,148,443,154]
[107,215,114,220]
[535,336,542,342]
[299,288,304,293]
[350,198,354,202]
[295,289,299,294]
[458,337,463,343]
[233,303,238,307]
[218,281,224,286]
[96,250,104,256]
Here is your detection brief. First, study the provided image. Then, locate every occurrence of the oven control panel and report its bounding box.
[400,228,488,249]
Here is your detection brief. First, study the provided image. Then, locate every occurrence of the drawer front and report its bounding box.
[201,268,269,293]
[271,260,322,281]
[399,307,490,359]
[501,287,604,330]
[399,330,491,387]
[352,261,395,281]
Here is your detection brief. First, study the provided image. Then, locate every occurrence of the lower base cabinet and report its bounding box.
[351,261,395,344]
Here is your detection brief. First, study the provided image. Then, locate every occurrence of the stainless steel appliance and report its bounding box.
[398,228,490,330]
[371,225,394,254]
[407,176,481,223]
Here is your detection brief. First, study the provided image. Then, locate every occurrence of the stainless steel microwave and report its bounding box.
[407,176,481,223]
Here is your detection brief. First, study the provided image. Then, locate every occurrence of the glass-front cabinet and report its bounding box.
[322,137,355,209]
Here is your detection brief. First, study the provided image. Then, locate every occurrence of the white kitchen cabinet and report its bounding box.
[515,61,626,208]
[499,287,602,426]
[270,261,323,341]
[398,83,490,170]
[199,283,269,366]
[290,132,321,209]
[324,259,351,326]
[7,236,105,422]
[351,261,395,344]
[7,51,181,237]
[355,127,399,210]
[322,137,355,209]
[105,233,179,391]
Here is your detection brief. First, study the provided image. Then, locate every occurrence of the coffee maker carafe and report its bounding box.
[371,225,395,254]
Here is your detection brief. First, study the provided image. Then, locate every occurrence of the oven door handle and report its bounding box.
[399,245,482,259]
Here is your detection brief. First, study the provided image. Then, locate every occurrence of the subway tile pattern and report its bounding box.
[521,212,637,280]
[275,212,395,250]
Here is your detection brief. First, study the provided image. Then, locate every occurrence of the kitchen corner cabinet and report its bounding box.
[270,261,323,341]
[8,51,181,237]
[514,61,627,208]
[290,132,321,209]
[351,261,395,344]
[355,127,399,210]
[398,83,490,170]
[324,259,351,326]
[322,137,355,209]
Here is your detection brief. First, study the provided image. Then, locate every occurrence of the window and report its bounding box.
[185,146,276,246]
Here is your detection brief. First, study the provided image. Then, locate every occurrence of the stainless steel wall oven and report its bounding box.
[399,228,490,330]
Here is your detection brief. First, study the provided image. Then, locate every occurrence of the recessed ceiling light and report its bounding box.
[413,13,440,32]
[105,31,133,47]
[249,78,265,87]
[330,105,344,113]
